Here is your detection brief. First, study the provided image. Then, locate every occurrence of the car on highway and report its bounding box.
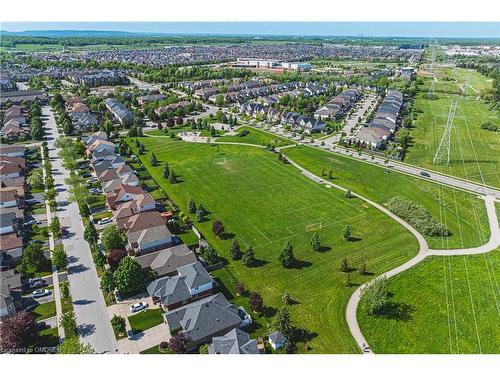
[419,171,431,177]
[129,302,148,313]
[98,218,113,226]
[32,289,51,299]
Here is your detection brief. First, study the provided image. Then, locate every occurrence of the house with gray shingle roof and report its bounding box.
[147,261,213,310]
[208,328,259,354]
[163,293,243,351]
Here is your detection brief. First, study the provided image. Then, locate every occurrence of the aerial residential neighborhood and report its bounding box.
[0,7,499,375]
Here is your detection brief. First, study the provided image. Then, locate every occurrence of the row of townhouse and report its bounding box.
[136,94,167,106]
[85,132,258,353]
[0,105,30,141]
[282,112,327,134]
[67,70,130,87]
[104,98,134,126]
[65,97,98,132]
[179,79,228,91]
[0,90,48,108]
[0,145,29,317]
[354,89,404,148]
[0,79,17,92]
[314,89,361,120]
[193,80,264,101]
[154,100,192,117]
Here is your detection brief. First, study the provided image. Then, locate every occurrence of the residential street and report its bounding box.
[43,106,118,353]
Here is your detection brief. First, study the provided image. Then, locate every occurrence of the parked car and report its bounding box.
[89,188,101,195]
[98,218,113,226]
[25,198,40,204]
[29,239,44,245]
[81,173,91,178]
[27,278,47,290]
[23,219,41,226]
[32,289,51,299]
[129,302,148,313]
[419,171,431,177]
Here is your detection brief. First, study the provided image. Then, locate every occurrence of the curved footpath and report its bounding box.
[179,138,500,354]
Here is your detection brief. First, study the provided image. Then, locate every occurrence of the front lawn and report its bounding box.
[128,308,164,333]
[92,211,112,221]
[31,300,56,322]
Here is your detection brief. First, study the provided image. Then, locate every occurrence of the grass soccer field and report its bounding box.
[407,68,500,188]
[126,137,420,353]
[358,250,500,353]
[281,145,490,250]
[216,125,293,147]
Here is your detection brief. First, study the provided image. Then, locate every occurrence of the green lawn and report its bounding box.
[216,125,293,147]
[126,137,420,353]
[178,230,199,247]
[358,250,500,353]
[31,300,56,322]
[35,326,59,348]
[128,308,165,333]
[92,211,112,221]
[408,68,500,188]
[282,145,490,250]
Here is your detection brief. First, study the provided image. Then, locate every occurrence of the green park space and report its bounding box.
[125,137,420,353]
[128,308,165,333]
[216,126,294,147]
[282,145,490,250]
[358,250,500,353]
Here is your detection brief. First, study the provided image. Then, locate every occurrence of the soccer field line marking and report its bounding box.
[250,223,271,243]
[463,256,483,354]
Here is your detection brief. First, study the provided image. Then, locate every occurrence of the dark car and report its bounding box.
[419,171,431,177]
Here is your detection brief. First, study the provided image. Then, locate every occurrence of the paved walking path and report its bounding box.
[43,106,117,353]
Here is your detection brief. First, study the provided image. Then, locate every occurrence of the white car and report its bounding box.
[129,302,148,313]
[98,218,113,226]
[32,289,51,298]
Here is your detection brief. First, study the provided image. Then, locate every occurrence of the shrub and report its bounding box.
[387,196,449,236]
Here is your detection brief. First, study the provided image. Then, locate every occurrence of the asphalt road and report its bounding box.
[43,106,117,353]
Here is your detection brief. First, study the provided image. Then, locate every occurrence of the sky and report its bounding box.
[2,22,500,38]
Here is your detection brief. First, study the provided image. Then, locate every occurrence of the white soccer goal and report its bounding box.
[305,222,323,232]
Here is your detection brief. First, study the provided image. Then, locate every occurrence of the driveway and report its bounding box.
[117,323,171,354]
[43,105,117,354]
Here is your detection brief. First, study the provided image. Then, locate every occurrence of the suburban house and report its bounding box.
[106,184,155,210]
[0,269,22,316]
[282,112,326,133]
[208,328,259,354]
[135,243,197,277]
[101,174,140,194]
[104,98,134,126]
[112,197,156,222]
[126,223,174,255]
[85,131,108,146]
[0,145,25,158]
[314,89,360,120]
[116,210,165,232]
[72,112,98,132]
[87,139,115,155]
[91,155,126,175]
[0,233,23,264]
[147,261,214,311]
[137,94,167,106]
[0,90,48,107]
[0,212,17,234]
[163,293,243,351]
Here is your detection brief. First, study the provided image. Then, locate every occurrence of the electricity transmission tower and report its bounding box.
[433,98,458,165]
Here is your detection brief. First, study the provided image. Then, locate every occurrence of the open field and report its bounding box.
[216,125,293,147]
[358,250,500,353]
[281,145,490,250]
[409,67,500,188]
[126,137,420,353]
[406,93,499,188]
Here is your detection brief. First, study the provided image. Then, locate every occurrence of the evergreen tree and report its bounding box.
[278,241,294,268]
[229,240,242,260]
[168,169,177,184]
[340,257,350,273]
[163,162,170,179]
[150,152,158,166]
[342,225,352,241]
[187,198,196,214]
[242,246,256,267]
[195,204,206,222]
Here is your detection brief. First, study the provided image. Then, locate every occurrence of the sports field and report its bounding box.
[407,68,500,188]
[126,137,420,353]
[282,145,490,250]
[358,250,500,353]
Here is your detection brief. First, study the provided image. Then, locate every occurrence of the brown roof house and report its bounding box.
[136,243,197,277]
